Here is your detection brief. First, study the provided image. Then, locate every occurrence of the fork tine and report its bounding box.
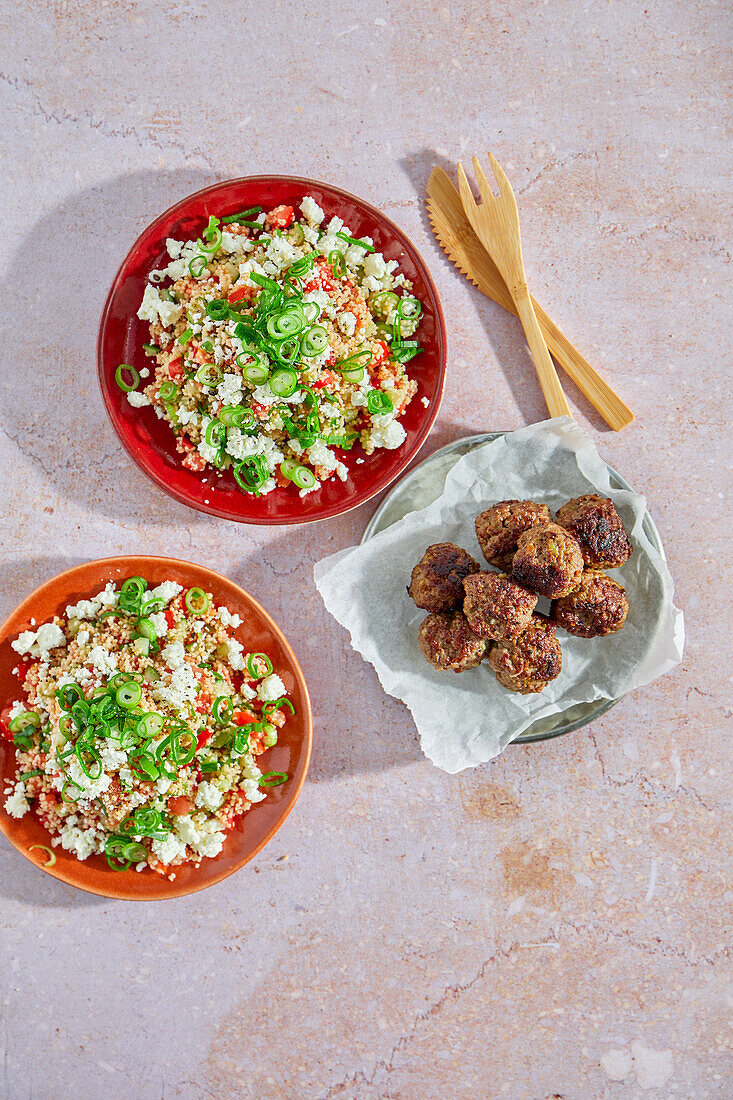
[456,162,477,209]
[486,150,512,199]
[471,156,495,202]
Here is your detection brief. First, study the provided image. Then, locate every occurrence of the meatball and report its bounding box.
[475,500,552,570]
[555,494,632,569]
[512,523,584,598]
[418,611,489,673]
[552,570,629,638]
[488,614,562,694]
[408,543,480,612]
[463,571,538,641]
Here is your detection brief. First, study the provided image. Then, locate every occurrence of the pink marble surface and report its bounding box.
[0,2,730,1097]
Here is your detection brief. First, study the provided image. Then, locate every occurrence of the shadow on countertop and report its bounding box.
[398,148,614,434]
[0,168,222,526]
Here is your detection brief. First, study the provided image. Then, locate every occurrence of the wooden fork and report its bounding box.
[457,153,570,419]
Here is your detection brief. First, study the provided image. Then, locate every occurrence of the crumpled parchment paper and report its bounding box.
[314,418,685,772]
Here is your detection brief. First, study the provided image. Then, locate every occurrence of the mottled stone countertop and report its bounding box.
[0,2,730,1098]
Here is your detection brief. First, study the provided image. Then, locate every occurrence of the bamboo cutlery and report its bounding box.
[427,154,634,431]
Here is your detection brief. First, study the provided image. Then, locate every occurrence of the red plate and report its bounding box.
[0,557,312,900]
[98,176,447,524]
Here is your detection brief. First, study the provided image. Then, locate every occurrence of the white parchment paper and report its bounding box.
[314,418,685,772]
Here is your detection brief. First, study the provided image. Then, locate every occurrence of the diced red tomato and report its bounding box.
[315,257,335,294]
[275,469,291,489]
[168,796,193,816]
[168,356,184,380]
[251,401,270,420]
[311,369,339,391]
[164,608,176,630]
[374,340,391,363]
[192,346,211,365]
[0,707,13,741]
[228,285,255,304]
[195,692,211,715]
[232,709,257,726]
[14,659,31,683]
[266,204,294,229]
[196,729,212,750]
[182,452,206,472]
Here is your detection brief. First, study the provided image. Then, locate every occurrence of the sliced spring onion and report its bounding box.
[196,364,223,388]
[206,299,231,321]
[262,697,296,717]
[241,362,271,386]
[246,652,273,678]
[290,464,317,490]
[258,771,288,786]
[300,326,328,357]
[142,343,161,356]
[233,455,269,493]
[338,363,364,384]
[19,769,43,780]
[335,231,375,252]
[279,458,300,480]
[115,364,140,392]
[199,760,218,773]
[177,328,194,347]
[29,844,56,867]
[116,681,142,709]
[135,617,157,643]
[158,379,178,402]
[268,367,298,398]
[219,405,255,429]
[266,310,305,341]
[367,390,394,416]
[184,587,210,616]
[321,432,358,449]
[369,290,399,317]
[221,206,263,224]
[328,250,346,277]
[134,712,164,739]
[212,696,233,725]
[391,342,423,364]
[188,254,208,278]
[9,711,40,732]
[204,420,226,448]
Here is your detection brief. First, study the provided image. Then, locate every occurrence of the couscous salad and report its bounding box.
[2,578,293,878]
[116,195,424,497]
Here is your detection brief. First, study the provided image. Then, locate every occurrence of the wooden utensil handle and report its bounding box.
[513,291,571,418]
[530,299,634,430]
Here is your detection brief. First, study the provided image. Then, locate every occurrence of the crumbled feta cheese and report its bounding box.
[307,440,338,473]
[4,782,29,819]
[127,391,152,408]
[176,406,200,427]
[137,284,183,327]
[87,645,117,679]
[365,417,406,453]
[363,252,388,279]
[57,822,103,860]
[299,479,321,497]
[337,311,357,337]
[218,607,242,628]
[36,623,66,653]
[195,781,224,811]
[76,628,90,646]
[256,673,287,702]
[421,396,430,407]
[151,832,187,865]
[99,743,127,771]
[11,631,36,656]
[162,641,186,669]
[148,611,169,638]
[217,373,243,405]
[300,195,325,225]
[174,814,225,858]
[65,582,117,620]
[8,701,26,721]
[150,580,183,603]
[156,777,173,795]
[335,461,349,482]
[226,637,245,671]
[220,231,247,255]
[166,238,184,258]
[241,777,266,804]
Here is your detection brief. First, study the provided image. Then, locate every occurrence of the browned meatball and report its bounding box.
[512,523,584,598]
[463,571,538,641]
[555,494,632,569]
[488,614,562,694]
[418,611,489,672]
[552,570,629,638]
[408,543,480,612]
[475,500,552,570]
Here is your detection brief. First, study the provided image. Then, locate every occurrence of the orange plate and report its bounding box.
[0,557,312,900]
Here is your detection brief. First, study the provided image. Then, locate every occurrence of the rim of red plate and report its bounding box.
[97,175,447,525]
